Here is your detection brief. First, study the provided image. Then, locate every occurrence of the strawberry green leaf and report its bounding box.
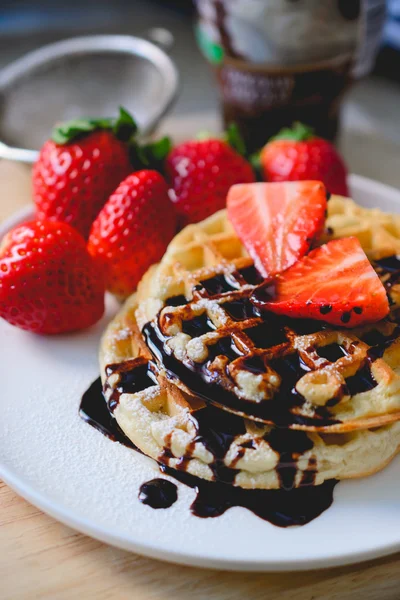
[271,121,314,142]
[129,136,172,171]
[249,151,263,181]
[143,136,172,161]
[223,122,247,156]
[112,106,138,141]
[52,118,111,144]
[51,107,138,145]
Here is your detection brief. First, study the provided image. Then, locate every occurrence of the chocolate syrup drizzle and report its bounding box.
[104,358,158,413]
[142,256,400,428]
[143,314,376,428]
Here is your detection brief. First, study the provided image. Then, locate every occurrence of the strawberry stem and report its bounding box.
[271,122,315,142]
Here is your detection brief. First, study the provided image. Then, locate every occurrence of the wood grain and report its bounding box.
[1,159,399,600]
[0,160,32,222]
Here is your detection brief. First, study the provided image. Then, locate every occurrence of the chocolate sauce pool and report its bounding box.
[80,378,137,449]
[79,378,338,527]
[160,465,337,526]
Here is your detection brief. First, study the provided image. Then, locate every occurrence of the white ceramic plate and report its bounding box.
[1,174,400,572]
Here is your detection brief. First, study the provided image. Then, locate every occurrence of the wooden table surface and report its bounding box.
[1,160,400,600]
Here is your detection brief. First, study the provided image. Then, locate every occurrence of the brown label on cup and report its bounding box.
[217,56,352,115]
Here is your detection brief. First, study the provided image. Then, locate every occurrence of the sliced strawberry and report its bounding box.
[251,237,389,328]
[227,181,327,278]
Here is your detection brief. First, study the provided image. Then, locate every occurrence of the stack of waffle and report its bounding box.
[99,195,400,491]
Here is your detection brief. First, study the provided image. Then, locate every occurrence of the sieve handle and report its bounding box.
[0,141,39,164]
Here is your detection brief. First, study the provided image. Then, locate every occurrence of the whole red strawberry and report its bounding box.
[88,170,176,298]
[166,128,255,226]
[260,122,349,196]
[0,221,105,334]
[32,108,136,238]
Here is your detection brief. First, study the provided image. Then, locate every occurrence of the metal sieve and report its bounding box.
[0,33,179,163]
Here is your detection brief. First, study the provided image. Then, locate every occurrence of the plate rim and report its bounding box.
[1,173,400,572]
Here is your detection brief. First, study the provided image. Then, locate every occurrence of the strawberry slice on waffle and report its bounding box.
[251,237,390,328]
[227,180,327,278]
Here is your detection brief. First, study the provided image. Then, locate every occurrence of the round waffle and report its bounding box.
[100,286,400,490]
[99,195,400,489]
